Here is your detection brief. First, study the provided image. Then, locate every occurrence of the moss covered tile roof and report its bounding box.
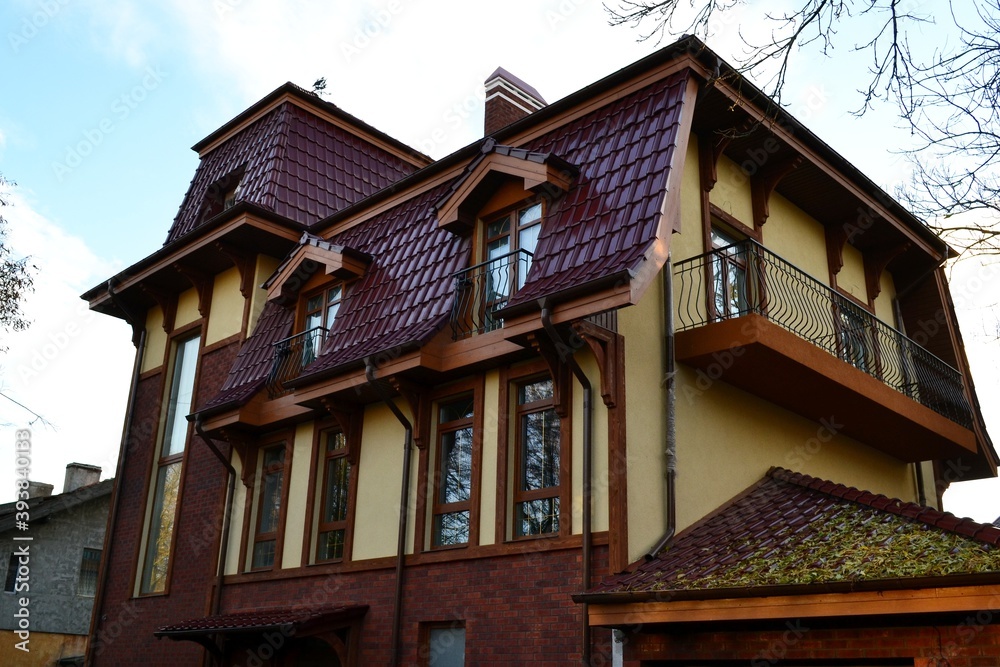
[593,467,1000,596]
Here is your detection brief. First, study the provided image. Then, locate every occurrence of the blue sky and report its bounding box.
[0,0,997,519]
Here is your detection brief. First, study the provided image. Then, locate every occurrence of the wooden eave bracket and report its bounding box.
[865,243,911,301]
[825,224,849,276]
[266,244,370,305]
[387,377,428,450]
[139,285,177,333]
[215,242,255,299]
[173,263,212,318]
[751,154,804,227]
[437,152,577,235]
[217,428,253,488]
[572,320,621,408]
[698,120,754,192]
[319,398,364,466]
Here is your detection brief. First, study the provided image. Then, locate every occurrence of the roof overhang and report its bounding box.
[265,234,371,306]
[580,580,1000,627]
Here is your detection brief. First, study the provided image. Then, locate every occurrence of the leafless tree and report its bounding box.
[607,0,1000,257]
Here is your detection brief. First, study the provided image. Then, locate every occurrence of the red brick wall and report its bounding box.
[485,96,530,135]
[623,619,1000,666]
[92,341,241,666]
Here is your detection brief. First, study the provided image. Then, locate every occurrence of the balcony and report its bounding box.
[673,239,975,462]
[451,248,532,339]
[266,326,328,398]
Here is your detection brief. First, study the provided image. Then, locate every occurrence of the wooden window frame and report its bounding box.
[250,442,287,571]
[77,548,101,597]
[137,326,201,597]
[426,379,484,551]
[239,432,293,573]
[313,429,353,563]
[498,360,571,543]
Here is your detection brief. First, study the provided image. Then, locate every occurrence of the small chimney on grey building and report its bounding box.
[64,463,102,493]
[484,67,546,136]
[27,481,53,499]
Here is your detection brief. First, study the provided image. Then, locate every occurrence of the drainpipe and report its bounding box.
[539,305,593,667]
[646,257,677,560]
[87,281,146,666]
[365,358,413,667]
[194,419,236,624]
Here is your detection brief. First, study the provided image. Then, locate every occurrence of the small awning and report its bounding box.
[154,604,368,656]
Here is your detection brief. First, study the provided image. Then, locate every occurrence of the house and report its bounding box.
[81,35,1000,666]
[0,464,112,666]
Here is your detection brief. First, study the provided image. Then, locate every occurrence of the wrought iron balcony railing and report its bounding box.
[266,326,328,398]
[451,249,533,339]
[674,239,972,428]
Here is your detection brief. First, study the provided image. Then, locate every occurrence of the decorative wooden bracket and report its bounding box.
[865,243,910,301]
[215,242,256,299]
[698,120,754,192]
[139,285,177,333]
[173,263,212,318]
[319,398,364,465]
[529,333,572,419]
[751,154,803,227]
[825,224,850,277]
[572,321,621,408]
[388,377,428,450]
[217,428,252,488]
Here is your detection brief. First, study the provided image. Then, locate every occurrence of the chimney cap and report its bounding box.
[485,67,546,107]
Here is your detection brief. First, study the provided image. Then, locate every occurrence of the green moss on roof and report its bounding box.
[630,501,1000,592]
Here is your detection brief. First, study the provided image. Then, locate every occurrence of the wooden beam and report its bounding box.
[387,377,428,450]
[528,333,572,418]
[215,242,256,299]
[572,321,620,408]
[173,263,213,318]
[865,243,910,301]
[319,399,364,465]
[825,224,849,277]
[139,285,177,333]
[586,584,1000,627]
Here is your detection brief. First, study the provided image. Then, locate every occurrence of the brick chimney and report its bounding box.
[64,463,102,493]
[27,481,53,499]
[484,67,546,136]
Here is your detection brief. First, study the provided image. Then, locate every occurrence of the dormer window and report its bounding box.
[304,283,343,336]
[223,181,243,210]
[486,201,542,288]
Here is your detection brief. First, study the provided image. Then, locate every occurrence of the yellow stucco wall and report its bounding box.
[673,132,705,263]
[570,350,610,534]
[141,306,167,372]
[873,266,899,325]
[352,401,408,560]
[206,267,245,345]
[839,242,868,302]
[762,192,829,283]
[710,154,754,226]
[224,449,247,576]
[250,254,281,333]
[673,365,915,533]
[0,630,86,666]
[479,370,500,546]
[175,287,200,329]
[618,272,669,562]
[282,422,314,568]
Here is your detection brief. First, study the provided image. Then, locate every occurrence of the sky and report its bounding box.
[0,0,996,521]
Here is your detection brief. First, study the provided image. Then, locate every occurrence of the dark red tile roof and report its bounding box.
[155,604,367,638]
[166,101,419,244]
[590,467,1000,597]
[199,69,690,409]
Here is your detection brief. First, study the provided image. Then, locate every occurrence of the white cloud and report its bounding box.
[0,188,133,501]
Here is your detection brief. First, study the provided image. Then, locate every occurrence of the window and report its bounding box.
[836,300,875,373]
[710,227,749,320]
[483,202,541,331]
[513,377,561,538]
[252,444,286,570]
[4,552,16,592]
[316,431,351,562]
[432,395,475,547]
[140,333,198,595]
[77,548,101,596]
[302,283,342,365]
[421,623,466,667]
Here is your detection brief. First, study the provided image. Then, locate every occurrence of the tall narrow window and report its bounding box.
[316,431,351,562]
[484,202,541,330]
[432,396,475,547]
[710,227,749,320]
[302,283,343,366]
[252,444,286,570]
[77,548,101,596]
[140,334,198,595]
[514,377,561,538]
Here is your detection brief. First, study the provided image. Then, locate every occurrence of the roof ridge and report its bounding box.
[768,467,1000,546]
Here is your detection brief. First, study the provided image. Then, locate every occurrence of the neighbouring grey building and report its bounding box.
[0,464,112,666]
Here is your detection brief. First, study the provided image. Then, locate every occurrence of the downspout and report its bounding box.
[646,256,677,559]
[194,419,236,622]
[365,358,413,667]
[539,306,592,667]
[87,281,146,666]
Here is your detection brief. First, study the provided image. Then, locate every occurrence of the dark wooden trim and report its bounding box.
[865,243,910,303]
[201,332,242,355]
[573,321,620,408]
[495,365,511,545]
[825,223,849,279]
[140,285,177,334]
[709,203,759,241]
[388,378,429,451]
[173,263,213,319]
[138,367,164,382]
[214,242,256,300]
[751,154,804,227]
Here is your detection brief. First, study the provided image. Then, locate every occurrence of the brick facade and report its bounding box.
[622,619,1000,666]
